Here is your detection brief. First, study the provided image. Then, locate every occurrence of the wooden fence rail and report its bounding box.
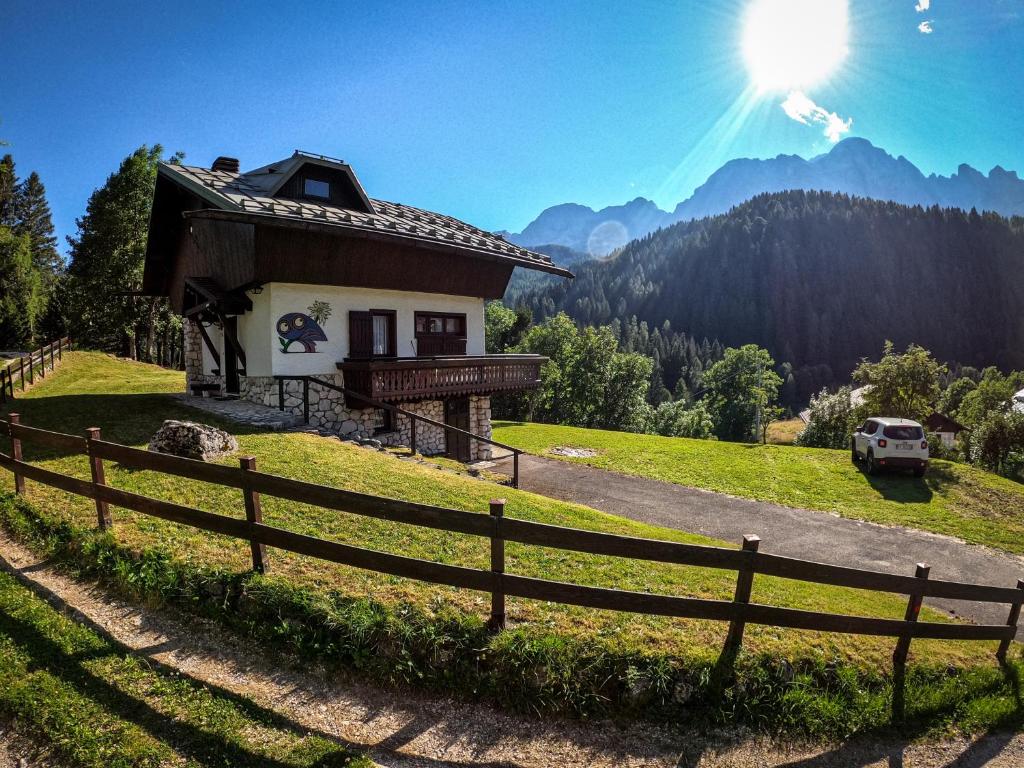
[0,338,71,403]
[0,414,1021,674]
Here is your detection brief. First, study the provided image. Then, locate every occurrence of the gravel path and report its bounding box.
[496,454,1024,635]
[0,534,1022,766]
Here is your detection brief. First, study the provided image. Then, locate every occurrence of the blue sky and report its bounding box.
[3,0,1023,254]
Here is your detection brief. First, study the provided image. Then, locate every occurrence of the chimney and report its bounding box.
[211,156,240,173]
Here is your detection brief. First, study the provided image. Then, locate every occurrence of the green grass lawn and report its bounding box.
[0,352,1020,735]
[0,568,368,767]
[493,420,1024,554]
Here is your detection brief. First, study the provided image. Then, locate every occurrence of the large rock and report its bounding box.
[148,420,238,461]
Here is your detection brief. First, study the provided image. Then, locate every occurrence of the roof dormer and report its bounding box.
[243,150,376,214]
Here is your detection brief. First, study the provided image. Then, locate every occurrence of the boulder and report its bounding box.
[148,420,238,461]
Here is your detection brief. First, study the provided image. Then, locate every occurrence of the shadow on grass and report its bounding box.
[0,587,358,767]
[848,460,969,505]
[2,392,270,461]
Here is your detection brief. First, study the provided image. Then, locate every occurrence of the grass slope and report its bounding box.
[0,352,1019,735]
[0,568,367,767]
[493,421,1024,554]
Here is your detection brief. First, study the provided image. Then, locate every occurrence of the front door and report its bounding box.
[444,397,471,462]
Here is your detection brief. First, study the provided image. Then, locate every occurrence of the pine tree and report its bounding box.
[15,171,62,277]
[0,155,16,227]
[66,145,176,359]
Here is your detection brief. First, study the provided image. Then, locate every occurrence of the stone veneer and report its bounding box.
[238,374,492,460]
[183,320,223,395]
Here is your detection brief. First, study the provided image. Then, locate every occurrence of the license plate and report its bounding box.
[896,443,915,451]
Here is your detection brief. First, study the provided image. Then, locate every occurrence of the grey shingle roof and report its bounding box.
[160,161,571,276]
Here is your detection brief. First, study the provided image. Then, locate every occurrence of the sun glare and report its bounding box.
[742,0,849,92]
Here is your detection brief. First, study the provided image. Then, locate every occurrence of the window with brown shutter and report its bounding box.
[349,310,396,359]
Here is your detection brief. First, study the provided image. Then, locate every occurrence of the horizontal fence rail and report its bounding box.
[1,414,1022,674]
[0,338,71,403]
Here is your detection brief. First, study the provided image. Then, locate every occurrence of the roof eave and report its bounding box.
[158,163,242,212]
[183,208,574,278]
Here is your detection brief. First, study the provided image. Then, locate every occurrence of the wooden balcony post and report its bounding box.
[239,456,267,574]
[489,498,506,630]
[723,534,760,658]
[996,579,1024,664]
[8,414,24,496]
[893,563,930,668]
[85,427,112,530]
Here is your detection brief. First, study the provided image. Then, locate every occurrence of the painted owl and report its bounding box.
[277,312,328,353]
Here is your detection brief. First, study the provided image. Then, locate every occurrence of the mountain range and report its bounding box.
[504,138,1024,256]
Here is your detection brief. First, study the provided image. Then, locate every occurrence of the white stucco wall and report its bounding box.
[236,283,485,377]
[235,286,273,377]
[199,323,224,376]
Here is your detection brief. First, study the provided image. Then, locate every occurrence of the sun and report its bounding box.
[742,0,849,92]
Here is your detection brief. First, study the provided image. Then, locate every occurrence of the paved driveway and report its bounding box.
[495,453,1024,636]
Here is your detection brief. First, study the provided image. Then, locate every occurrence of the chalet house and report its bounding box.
[142,151,572,461]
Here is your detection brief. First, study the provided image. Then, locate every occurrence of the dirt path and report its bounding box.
[0,533,1022,767]
[496,454,1024,635]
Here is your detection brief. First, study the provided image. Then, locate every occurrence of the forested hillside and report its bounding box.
[514,191,1024,402]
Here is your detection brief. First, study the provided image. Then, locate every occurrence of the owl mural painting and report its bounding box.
[277,301,331,353]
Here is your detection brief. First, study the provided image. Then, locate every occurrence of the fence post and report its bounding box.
[723,534,760,658]
[239,456,267,574]
[302,378,309,424]
[996,579,1024,665]
[27,353,33,385]
[513,451,520,489]
[893,563,930,668]
[57,339,62,361]
[8,414,25,496]
[489,498,506,630]
[38,349,44,379]
[49,344,54,370]
[85,427,112,530]
[410,415,417,456]
[19,356,25,390]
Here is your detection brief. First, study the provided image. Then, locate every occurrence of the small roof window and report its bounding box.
[303,178,330,199]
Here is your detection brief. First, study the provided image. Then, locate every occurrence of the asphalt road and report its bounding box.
[495,453,1024,636]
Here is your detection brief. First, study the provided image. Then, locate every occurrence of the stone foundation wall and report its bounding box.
[183,321,223,395]
[236,373,495,461]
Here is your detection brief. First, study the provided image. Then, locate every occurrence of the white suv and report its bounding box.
[851,417,929,477]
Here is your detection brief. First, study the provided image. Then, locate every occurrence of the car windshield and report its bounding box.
[883,425,923,440]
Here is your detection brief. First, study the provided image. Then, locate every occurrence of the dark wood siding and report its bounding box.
[276,163,372,211]
[167,218,256,313]
[349,311,374,358]
[255,226,513,299]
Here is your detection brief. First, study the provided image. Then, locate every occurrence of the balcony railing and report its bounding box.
[337,354,545,404]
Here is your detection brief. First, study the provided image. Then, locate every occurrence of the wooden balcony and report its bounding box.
[337,354,545,405]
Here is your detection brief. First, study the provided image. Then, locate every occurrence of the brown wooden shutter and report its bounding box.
[349,311,374,358]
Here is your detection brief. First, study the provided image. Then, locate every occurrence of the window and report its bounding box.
[372,314,390,356]
[372,408,393,434]
[303,178,330,199]
[348,309,396,358]
[414,312,467,356]
[883,425,924,440]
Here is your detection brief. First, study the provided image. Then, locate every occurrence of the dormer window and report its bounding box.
[303,178,330,199]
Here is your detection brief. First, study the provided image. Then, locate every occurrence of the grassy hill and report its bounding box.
[1,352,1021,735]
[492,421,1024,554]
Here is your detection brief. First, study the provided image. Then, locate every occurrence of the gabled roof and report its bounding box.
[156,153,573,277]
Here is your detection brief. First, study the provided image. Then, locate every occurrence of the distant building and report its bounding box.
[924,412,965,448]
[1013,388,1024,414]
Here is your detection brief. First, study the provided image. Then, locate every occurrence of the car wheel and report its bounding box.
[866,451,880,476]
[851,439,860,462]
[913,466,926,478]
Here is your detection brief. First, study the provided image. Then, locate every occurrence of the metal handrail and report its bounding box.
[274,374,521,488]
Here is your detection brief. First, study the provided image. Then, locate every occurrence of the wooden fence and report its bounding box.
[0,413,1021,673]
[0,338,71,403]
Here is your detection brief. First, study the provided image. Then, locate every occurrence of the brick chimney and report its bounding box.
[211,156,240,173]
